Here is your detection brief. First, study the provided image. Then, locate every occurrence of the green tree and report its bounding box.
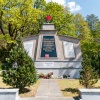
[80,55,98,88]
[85,14,100,74]
[44,2,76,37]
[0,34,16,65]
[74,13,100,74]
[0,0,44,65]
[81,40,100,75]
[34,0,46,10]
[0,0,43,38]
[86,14,100,38]
[0,34,15,49]
[74,13,92,40]
[2,38,37,91]
[93,21,100,38]
[86,14,99,31]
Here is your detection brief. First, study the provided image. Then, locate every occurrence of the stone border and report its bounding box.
[0,89,19,100]
[79,89,100,100]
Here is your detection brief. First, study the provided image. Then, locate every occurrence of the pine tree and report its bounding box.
[2,38,37,91]
[79,55,98,88]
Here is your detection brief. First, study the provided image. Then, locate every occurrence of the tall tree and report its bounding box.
[0,0,44,71]
[86,14,99,31]
[93,21,100,38]
[0,0,43,39]
[80,55,98,88]
[74,13,92,40]
[44,2,76,37]
[85,14,100,74]
[34,0,46,10]
[74,14,100,74]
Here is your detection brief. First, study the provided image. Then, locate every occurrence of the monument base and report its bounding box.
[35,61,82,78]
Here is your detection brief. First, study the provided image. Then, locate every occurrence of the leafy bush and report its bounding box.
[39,73,44,78]
[79,55,99,88]
[2,38,37,91]
[63,74,67,78]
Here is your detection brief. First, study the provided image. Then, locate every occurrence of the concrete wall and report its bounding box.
[79,89,100,100]
[35,24,82,62]
[23,24,82,62]
[35,61,82,78]
[0,89,19,100]
[35,34,82,61]
[23,35,39,61]
[37,68,81,78]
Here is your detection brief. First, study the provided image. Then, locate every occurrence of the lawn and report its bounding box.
[57,79,100,97]
[0,74,40,97]
[19,79,40,97]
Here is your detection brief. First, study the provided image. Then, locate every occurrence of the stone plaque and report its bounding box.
[44,62,54,68]
[23,41,33,58]
[41,36,57,57]
[63,41,75,58]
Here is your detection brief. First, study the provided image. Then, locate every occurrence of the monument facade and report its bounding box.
[23,23,82,78]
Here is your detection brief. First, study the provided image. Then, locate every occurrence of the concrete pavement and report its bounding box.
[20,79,78,100]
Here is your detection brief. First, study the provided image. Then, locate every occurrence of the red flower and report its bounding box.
[46,15,51,21]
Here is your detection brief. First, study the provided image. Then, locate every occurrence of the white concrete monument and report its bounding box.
[23,23,82,78]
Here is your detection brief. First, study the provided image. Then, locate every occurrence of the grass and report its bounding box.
[94,79,100,88]
[0,75,12,88]
[0,74,40,97]
[1,71,100,98]
[19,80,40,97]
[57,79,100,97]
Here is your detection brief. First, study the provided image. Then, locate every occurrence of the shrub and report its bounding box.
[79,55,98,88]
[2,38,37,91]
[63,74,67,78]
[39,73,44,78]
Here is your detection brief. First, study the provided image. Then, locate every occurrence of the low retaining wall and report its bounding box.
[0,89,19,100]
[79,89,100,100]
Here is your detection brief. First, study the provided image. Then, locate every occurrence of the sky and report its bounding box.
[46,0,100,19]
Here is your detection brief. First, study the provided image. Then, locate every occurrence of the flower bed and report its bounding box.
[39,72,53,79]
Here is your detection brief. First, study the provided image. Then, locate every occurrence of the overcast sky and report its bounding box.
[46,0,100,19]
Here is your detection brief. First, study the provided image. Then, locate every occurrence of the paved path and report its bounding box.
[20,79,78,100]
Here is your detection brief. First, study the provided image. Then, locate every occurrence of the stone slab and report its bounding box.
[0,89,19,100]
[41,24,55,30]
[35,79,62,97]
[79,89,100,100]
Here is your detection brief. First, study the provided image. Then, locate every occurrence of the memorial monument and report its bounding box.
[23,20,82,78]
